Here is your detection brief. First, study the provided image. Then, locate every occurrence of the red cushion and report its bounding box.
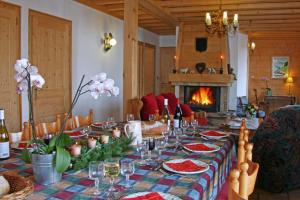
[161,93,177,115]
[180,103,192,117]
[155,95,165,115]
[141,93,158,121]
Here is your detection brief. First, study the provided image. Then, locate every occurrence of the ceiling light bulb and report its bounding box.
[109,38,117,46]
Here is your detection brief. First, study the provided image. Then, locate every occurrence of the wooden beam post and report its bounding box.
[123,0,139,119]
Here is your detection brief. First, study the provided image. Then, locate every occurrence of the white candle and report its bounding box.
[113,128,121,138]
[88,137,97,149]
[233,14,238,27]
[205,13,212,26]
[223,11,228,25]
[71,142,81,157]
[101,135,109,144]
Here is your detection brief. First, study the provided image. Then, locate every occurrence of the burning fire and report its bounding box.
[190,87,213,105]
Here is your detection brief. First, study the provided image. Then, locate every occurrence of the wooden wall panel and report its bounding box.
[160,47,175,93]
[178,23,229,74]
[248,32,300,103]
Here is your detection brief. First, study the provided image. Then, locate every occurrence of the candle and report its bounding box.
[205,13,212,26]
[113,128,121,138]
[71,142,81,157]
[233,14,238,27]
[88,137,97,149]
[223,11,228,25]
[220,55,224,68]
[101,135,109,144]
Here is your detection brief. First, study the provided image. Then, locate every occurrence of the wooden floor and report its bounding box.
[250,188,300,200]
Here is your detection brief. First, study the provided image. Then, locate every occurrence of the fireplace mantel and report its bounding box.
[169,74,234,86]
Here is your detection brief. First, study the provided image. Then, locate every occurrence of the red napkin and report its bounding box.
[122,192,164,200]
[203,130,225,137]
[197,117,208,126]
[64,131,82,137]
[184,143,214,151]
[93,122,103,126]
[18,143,33,148]
[165,160,206,172]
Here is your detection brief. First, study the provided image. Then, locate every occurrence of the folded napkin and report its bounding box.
[64,131,82,137]
[203,130,225,137]
[165,160,206,172]
[122,192,164,200]
[184,143,214,151]
[18,143,32,148]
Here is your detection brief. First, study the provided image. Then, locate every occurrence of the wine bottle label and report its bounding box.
[0,110,4,120]
[0,142,9,159]
[174,119,180,128]
[167,119,171,127]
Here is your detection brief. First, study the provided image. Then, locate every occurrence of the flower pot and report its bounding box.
[31,153,62,185]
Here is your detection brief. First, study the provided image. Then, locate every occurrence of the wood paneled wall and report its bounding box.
[248,32,300,103]
[177,23,229,74]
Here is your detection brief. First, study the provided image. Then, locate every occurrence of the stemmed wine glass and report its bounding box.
[83,125,92,136]
[174,128,183,151]
[136,140,149,165]
[104,158,120,198]
[126,113,134,122]
[155,139,165,160]
[181,119,189,135]
[148,114,155,122]
[89,161,104,196]
[191,119,198,137]
[147,138,155,161]
[120,160,135,188]
[162,130,170,146]
[106,116,115,129]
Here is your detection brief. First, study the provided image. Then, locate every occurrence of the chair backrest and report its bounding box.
[128,98,143,120]
[35,114,61,138]
[229,161,259,200]
[73,109,94,128]
[22,122,32,141]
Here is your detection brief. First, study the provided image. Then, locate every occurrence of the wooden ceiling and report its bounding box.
[76,0,300,35]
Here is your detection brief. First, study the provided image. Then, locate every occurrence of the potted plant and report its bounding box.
[14,58,120,185]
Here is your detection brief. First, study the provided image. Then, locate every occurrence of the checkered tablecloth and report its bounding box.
[0,135,236,200]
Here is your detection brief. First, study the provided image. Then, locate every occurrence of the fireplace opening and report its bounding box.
[184,86,221,112]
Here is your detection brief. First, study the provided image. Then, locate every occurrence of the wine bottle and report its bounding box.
[0,109,10,160]
[161,99,171,127]
[173,99,183,128]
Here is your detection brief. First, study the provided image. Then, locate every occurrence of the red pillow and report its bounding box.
[155,95,165,115]
[141,93,158,121]
[180,103,192,117]
[161,93,177,115]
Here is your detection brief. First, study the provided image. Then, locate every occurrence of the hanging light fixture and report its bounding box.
[205,1,239,36]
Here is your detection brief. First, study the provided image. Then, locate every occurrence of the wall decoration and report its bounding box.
[272,56,289,79]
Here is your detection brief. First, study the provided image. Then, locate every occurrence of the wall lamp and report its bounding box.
[249,41,256,53]
[103,33,117,51]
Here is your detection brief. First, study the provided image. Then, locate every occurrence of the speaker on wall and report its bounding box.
[195,37,207,52]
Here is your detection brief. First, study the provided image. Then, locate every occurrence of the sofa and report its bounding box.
[252,105,300,192]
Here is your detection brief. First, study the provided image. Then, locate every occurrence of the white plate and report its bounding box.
[122,192,182,200]
[183,142,220,153]
[11,141,33,150]
[91,122,104,128]
[199,130,228,139]
[64,130,87,138]
[163,159,209,175]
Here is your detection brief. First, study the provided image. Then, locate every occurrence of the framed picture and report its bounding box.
[272,56,289,79]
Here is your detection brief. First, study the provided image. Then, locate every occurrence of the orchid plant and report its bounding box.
[15,58,119,173]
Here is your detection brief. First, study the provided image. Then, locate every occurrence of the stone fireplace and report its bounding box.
[169,74,234,113]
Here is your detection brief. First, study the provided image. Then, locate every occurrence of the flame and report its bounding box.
[190,87,213,105]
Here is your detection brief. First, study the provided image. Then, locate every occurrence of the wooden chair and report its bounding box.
[21,122,32,141]
[73,109,94,128]
[35,114,61,138]
[128,98,144,120]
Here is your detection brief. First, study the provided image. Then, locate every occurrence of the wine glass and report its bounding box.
[83,125,92,136]
[138,140,149,165]
[126,113,134,122]
[104,158,120,198]
[181,119,189,135]
[107,116,115,129]
[162,130,170,146]
[191,119,198,137]
[89,161,104,196]
[155,139,165,160]
[174,128,182,150]
[120,160,135,188]
[148,114,155,122]
[147,138,155,161]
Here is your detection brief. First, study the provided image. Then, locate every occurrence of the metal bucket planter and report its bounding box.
[31,153,62,185]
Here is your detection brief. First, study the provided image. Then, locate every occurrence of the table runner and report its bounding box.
[0,135,236,200]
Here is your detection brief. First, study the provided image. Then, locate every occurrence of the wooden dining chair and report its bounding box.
[73,109,94,128]
[21,122,32,141]
[35,114,62,137]
[63,113,76,130]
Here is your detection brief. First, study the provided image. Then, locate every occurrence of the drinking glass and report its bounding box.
[89,161,104,196]
[126,113,134,122]
[191,119,198,137]
[107,116,115,128]
[148,114,155,122]
[174,128,182,150]
[181,119,189,134]
[155,139,165,160]
[137,140,149,165]
[104,158,120,198]
[83,125,92,136]
[120,160,135,188]
[162,130,170,146]
[147,138,155,161]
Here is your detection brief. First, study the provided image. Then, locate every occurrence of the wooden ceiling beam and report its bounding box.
[94,0,123,6]
[139,0,179,27]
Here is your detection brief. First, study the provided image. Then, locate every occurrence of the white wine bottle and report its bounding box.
[161,99,171,127]
[0,109,9,160]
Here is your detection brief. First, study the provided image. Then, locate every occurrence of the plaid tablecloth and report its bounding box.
[0,134,236,200]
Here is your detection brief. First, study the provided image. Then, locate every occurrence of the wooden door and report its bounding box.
[138,42,155,97]
[160,47,175,93]
[29,10,71,123]
[0,2,21,132]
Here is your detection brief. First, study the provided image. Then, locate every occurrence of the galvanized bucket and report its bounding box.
[31,153,62,185]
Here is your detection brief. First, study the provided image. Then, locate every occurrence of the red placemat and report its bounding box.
[122,192,164,200]
[165,160,206,172]
[184,143,214,151]
[203,131,226,137]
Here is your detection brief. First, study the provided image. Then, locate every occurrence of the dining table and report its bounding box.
[1,126,236,200]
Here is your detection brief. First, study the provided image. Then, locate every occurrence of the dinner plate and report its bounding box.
[91,122,103,128]
[122,192,182,200]
[163,158,209,175]
[199,130,228,139]
[183,142,220,153]
[64,130,86,138]
[11,141,33,150]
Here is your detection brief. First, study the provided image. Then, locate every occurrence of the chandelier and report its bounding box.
[205,4,239,36]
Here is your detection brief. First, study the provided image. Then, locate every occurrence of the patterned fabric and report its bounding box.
[1,135,236,200]
[252,105,300,192]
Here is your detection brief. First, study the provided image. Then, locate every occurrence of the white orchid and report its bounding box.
[88,73,119,99]
[31,75,45,88]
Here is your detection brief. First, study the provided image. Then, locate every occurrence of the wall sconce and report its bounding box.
[249,41,256,53]
[103,33,117,51]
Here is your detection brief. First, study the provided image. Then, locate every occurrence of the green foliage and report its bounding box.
[55,146,71,173]
[71,134,133,171]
